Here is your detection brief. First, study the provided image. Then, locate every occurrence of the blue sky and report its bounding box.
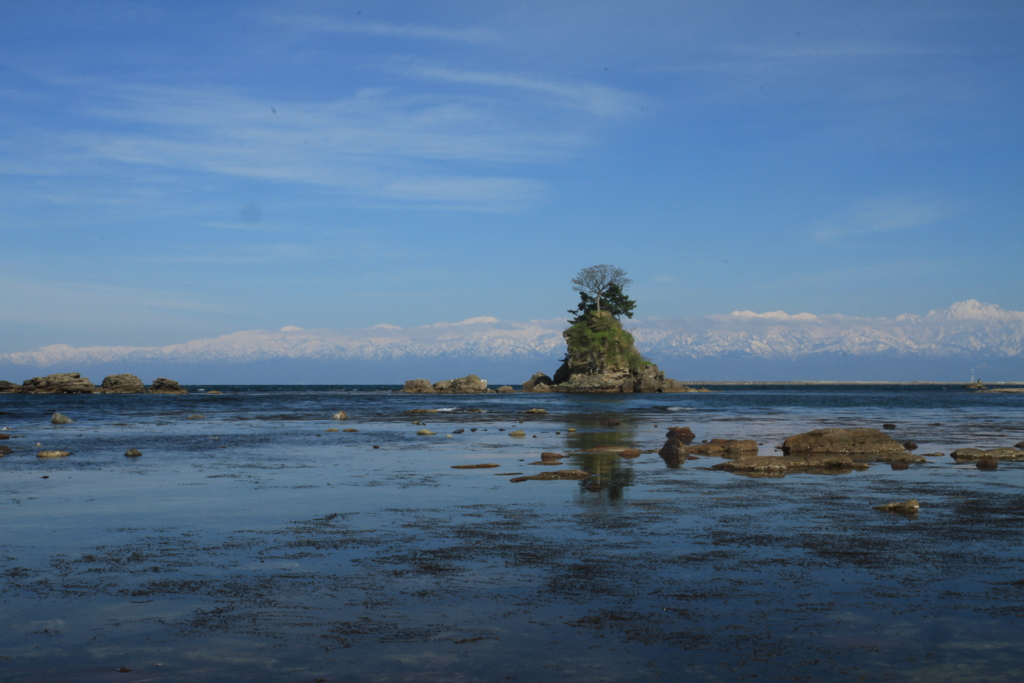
[2,0,1022,352]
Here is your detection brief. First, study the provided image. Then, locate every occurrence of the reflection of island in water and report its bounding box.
[562,421,641,500]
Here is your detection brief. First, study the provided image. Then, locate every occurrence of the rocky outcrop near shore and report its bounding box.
[1,372,182,394]
[149,377,188,394]
[99,374,147,394]
[403,374,490,394]
[531,311,702,394]
[17,372,98,394]
[522,372,554,393]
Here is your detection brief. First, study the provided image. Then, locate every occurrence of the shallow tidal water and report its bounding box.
[2,384,1023,682]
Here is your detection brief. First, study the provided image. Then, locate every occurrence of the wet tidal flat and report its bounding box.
[2,385,1024,681]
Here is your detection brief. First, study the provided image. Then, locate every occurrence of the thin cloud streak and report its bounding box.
[263,14,503,45]
[406,66,644,118]
[812,197,956,241]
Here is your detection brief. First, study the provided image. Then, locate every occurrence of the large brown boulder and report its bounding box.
[100,374,147,394]
[403,379,436,394]
[149,377,188,394]
[781,428,907,459]
[522,372,553,392]
[444,374,488,393]
[20,373,97,394]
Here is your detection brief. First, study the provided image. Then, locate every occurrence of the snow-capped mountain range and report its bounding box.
[2,301,1022,383]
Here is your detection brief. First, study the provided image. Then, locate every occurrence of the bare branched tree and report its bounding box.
[571,265,632,313]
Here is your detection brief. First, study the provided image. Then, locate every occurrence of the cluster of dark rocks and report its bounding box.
[403,375,515,394]
[657,426,1024,475]
[0,373,187,395]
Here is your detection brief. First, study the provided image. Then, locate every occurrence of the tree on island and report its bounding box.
[570,264,634,317]
[568,282,636,323]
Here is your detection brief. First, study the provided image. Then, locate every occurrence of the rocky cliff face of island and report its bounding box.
[528,311,698,393]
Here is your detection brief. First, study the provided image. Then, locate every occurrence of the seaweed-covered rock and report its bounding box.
[713,454,870,475]
[782,428,907,459]
[510,469,591,483]
[21,373,97,394]
[403,379,436,394]
[950,447,1024,462]
[149,378,187,395]
[686,439,759,457]
[100,374,146,394]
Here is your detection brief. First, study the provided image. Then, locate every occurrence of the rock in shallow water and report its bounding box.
[510,469,591,483]
[873,499,920,514]
[332,411,349,420]
[124,449,142,457]
[37,450,70,458]
[782,428,907,460]
[950,447,1024,462]
[51,412,74,425]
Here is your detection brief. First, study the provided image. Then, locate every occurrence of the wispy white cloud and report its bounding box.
[264,15,502,45]
[812,197,956,241]
[405,66,643,118]
[5,78,597,212]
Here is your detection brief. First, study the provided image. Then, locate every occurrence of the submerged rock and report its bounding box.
[509,430,526,437]
[686,439,758,457]
[977,459,999,471]
[51,412,74,425]
[124,449,143,457]
[510,469,591,483]
[522,408,547,415]
[950,447,1024,462]
[713,454,869,475]
[452,463,500,469]
[874,499,920,514]
[416,429,436,436]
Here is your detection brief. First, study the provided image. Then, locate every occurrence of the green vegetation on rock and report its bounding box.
[559,310,647,377]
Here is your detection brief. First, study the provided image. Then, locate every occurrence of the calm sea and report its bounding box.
[1,384,1022,681]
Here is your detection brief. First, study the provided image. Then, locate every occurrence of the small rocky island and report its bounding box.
[0,373,187,394]
[403,265,702,394]
[523,310,697,393]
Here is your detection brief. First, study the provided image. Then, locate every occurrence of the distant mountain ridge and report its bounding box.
[2,301,1022,383]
